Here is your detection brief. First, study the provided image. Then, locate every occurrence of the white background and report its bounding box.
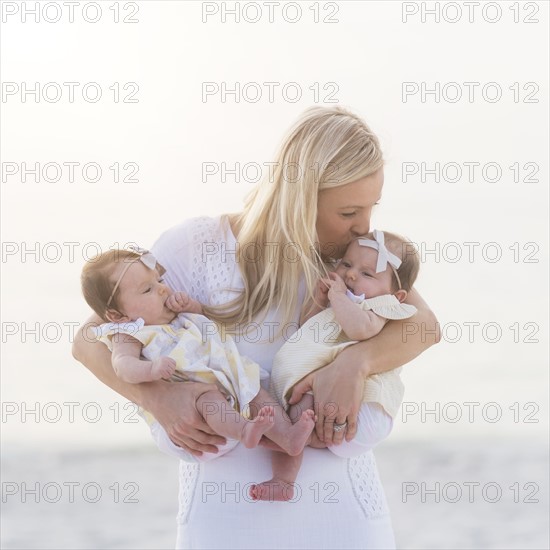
[1,1,548,548]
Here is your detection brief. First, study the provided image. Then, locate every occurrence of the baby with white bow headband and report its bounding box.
[250,229,420,501]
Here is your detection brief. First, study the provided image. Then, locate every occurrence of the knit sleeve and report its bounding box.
[150,215,241,306]
[360,294,418,320]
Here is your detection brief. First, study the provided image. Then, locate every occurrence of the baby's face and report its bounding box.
[335,239,394,298]
[110,260,176,325]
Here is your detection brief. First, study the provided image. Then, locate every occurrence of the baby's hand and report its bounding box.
[327,272,348,297]
[166,291,193,313]
[151,356,177,380]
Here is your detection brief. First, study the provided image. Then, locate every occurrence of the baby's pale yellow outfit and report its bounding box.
[270,292,416,457]
[94,312,268,461]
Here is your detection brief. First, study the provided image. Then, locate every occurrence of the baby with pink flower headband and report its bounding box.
[249,229,420,502]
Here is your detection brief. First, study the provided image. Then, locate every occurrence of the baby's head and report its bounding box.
[81,249,175,325]
[335,230,419,302]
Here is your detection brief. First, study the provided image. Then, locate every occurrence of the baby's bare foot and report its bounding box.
[249,478,295,502]
[286,409,316,456]
[241,406,275,448]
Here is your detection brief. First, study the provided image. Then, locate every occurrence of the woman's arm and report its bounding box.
[343,287,439,375]
[288,288,440,444]
[72,313,227,455]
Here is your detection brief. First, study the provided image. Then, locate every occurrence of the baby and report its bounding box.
[249,229,420,501]
[80,247,316,462]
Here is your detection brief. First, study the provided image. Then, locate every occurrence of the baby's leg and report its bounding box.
[196,390,274,449]
[249,387,315,456]
[328,402,393,458]
[249,451,304,502]
[249,392,314,501]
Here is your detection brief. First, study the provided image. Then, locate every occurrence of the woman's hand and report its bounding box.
[288,346,366,445]
[288,289,440,445]
[307,430,330,448]
[142,381,227,456]
[73,314,225,457]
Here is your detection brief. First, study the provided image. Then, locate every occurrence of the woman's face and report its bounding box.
[316,169,384,260]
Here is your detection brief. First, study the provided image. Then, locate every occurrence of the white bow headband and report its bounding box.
[106,246,161,307]
[357,230,403,290]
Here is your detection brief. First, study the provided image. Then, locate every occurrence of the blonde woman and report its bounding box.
[73,106,439,549]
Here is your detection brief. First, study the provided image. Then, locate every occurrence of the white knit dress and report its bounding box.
[150,216,396,550]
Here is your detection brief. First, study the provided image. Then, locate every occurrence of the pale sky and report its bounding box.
[1,0,548,450]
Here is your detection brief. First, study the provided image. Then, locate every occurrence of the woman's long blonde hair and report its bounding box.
[203,106,384,336]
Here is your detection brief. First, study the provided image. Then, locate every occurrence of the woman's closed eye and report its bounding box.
[341,202,379,218]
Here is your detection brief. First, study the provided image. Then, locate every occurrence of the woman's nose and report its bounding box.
[351,211,371,237]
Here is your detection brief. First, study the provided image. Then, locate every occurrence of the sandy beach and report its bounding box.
[2,437,548,550]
